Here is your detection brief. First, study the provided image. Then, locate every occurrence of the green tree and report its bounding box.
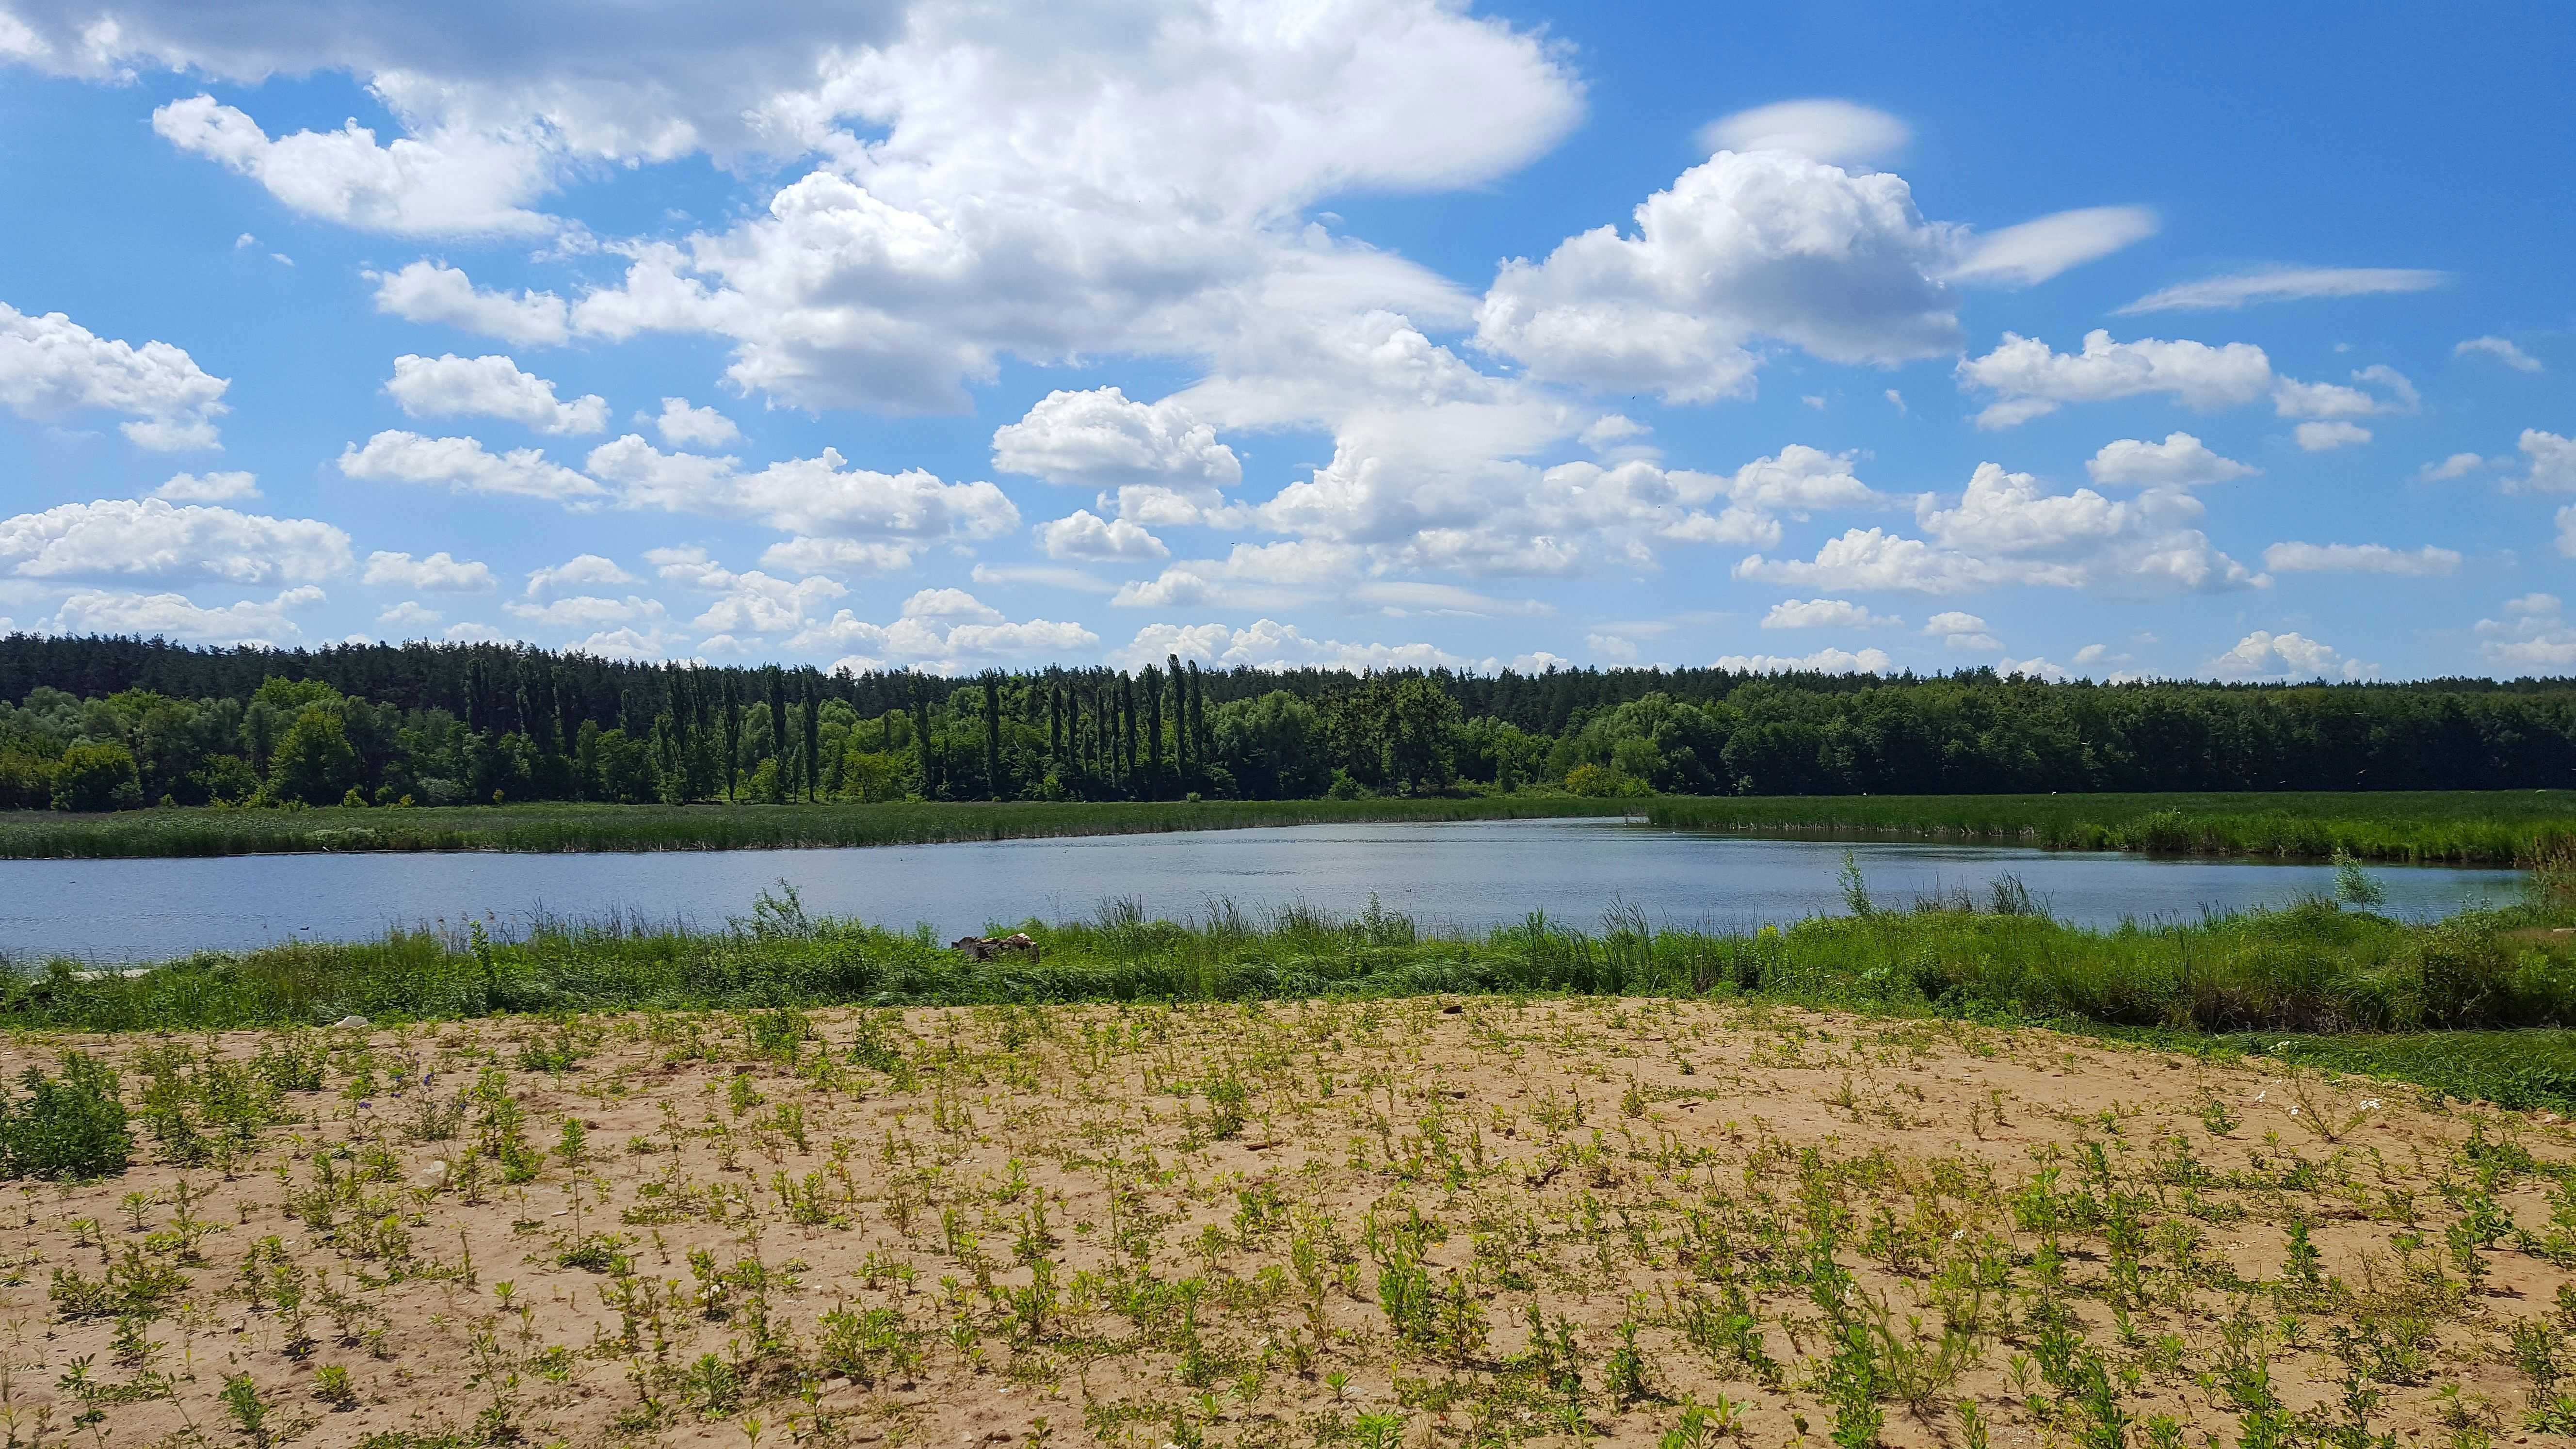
[267,706,361,805]
[50,741,142,811]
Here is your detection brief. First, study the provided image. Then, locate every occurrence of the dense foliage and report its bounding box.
[6,633,2576,811]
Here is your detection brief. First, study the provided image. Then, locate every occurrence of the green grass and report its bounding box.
[0,795,1634,859]
[16,879,2576,1110]
[1647,789,2576,865]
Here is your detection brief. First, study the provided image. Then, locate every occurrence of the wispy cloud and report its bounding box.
[2116,266,2447,315]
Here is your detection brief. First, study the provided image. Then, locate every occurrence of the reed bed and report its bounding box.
[1648,788,2576,864]
[16,879,2576,1105]
[0,795,1633,859]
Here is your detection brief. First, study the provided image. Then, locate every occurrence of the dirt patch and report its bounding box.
[7,998,2575,1446]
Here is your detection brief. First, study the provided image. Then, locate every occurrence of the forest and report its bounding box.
[4,632,2576,810]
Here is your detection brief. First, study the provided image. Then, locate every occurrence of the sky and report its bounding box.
[0,1,2569,683]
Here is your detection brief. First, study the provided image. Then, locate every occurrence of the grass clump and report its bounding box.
[0,1052,131,1177]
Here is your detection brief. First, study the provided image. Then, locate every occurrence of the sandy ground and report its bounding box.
[7,998,2575,1448]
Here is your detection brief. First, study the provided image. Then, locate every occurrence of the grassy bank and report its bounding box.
[16,879,2576,1108]
[0,794,1633,859]
[1648,788,2576,864]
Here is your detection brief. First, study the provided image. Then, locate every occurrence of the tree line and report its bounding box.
[3,633,2575,810]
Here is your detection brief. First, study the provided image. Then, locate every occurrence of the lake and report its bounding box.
[0,817,2527,963]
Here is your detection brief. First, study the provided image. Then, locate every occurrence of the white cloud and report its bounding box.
[650,397,739,449]
[647,545,847,637]
[1997,656,2071,682]
[0,498,350,584]
[1586,632,1639,662]
[1741,461,2260,598]
[502,594,666,629]
[801,598,1100,672]
[363,549,495,592]
[152,469,259,501]
[375,600,441,631]
[1112,617,1477,673]
[1036,509,1169,563]
[1945,206,2160,288]
[2479,595,2576,670]
[2273,367,2413,420]
[2117,266,2447,314]
[757,537,916,578]
[585,435,1017,542]
[993,387,1240,489]
[2560,506,2576,561]
[385,353,606,434]
[2512,431,2576,493]
[523,553,635,596]
[442,622,506,643]
[1761,597,1898,629]
[1714,646,1892,675]
[365,261,569,346]
[150,94,554,237]
[564,3,1581,413]
[1723,445,1879,512]
[901,588,1003,624]
[2418,452,2488,481]
[2260,542,2460,577]
[2293,420,2372,452]
[1957,328,2272,428]
[1474,149,1961,402]
[2456,336,2543,373]
[1695,98,1910,167]
[1352,581,1549,617]
[2206,629,2376,681]
[0,300,228,449]
[49,584,324,644]
[1922,610,1999,650]
[970,563,1117,595]
[340,429,605,501]
[1579,414,1649,450]
[2085,432,2258,487]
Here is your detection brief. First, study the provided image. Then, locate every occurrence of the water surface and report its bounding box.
[0,818,2524,963]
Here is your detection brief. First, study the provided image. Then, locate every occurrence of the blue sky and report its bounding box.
[0,0,2568,680]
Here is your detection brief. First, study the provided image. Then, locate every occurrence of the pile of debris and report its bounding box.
[950,931,1041,963]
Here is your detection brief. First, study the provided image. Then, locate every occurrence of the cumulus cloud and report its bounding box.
[757,537,916,578]
[1739,461,2260,598]
[2479,593,2576,670]
[2085,433,2258,487]
[2512,431,2576,493]
[375,599,442,631]
[1036,509,1169,562]
[1474,149,1961,402]
[1957,329,2272,429]
[585,435,1018,542]
[0,499,350,583]
[1111,617,1494,673]
[385,353,607,434]
[522,553,635,596]
[152,470,259,501]
[1761,597,1898,629]
[2456,336,2543,372]
[563,3,1581,412]
[650,397,739,449]
[365,261,569,346]
[2116,266,2447,314]
[2293,420,2372,452]
[48,584,324,644]
[2260,542,2459,577]
[501,593,666,629]
[2206,629,2376,681]
[646,545,847,638]
[150,94,554,236]
[339,430,605,501]
[799,591,1099,673]
[0,300,228,449]
[1922,610,1999,650]
[1714,646,1893,675]
[362,549,496,591]
[993,387,1240,489]
[2418,453,2489,481]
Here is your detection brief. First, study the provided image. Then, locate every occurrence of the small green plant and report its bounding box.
[0,1054,132,1179]
[221,1372,272,1443]
[312,1364,357,1410]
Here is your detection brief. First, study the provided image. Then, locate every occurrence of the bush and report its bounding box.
[0,1053,132,1178]
[51,741,142,812]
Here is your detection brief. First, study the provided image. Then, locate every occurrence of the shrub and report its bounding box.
[51,741,142,812]
[0,1053,133,1178]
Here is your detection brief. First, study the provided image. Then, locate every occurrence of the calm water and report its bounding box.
[0,818,2528,963]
